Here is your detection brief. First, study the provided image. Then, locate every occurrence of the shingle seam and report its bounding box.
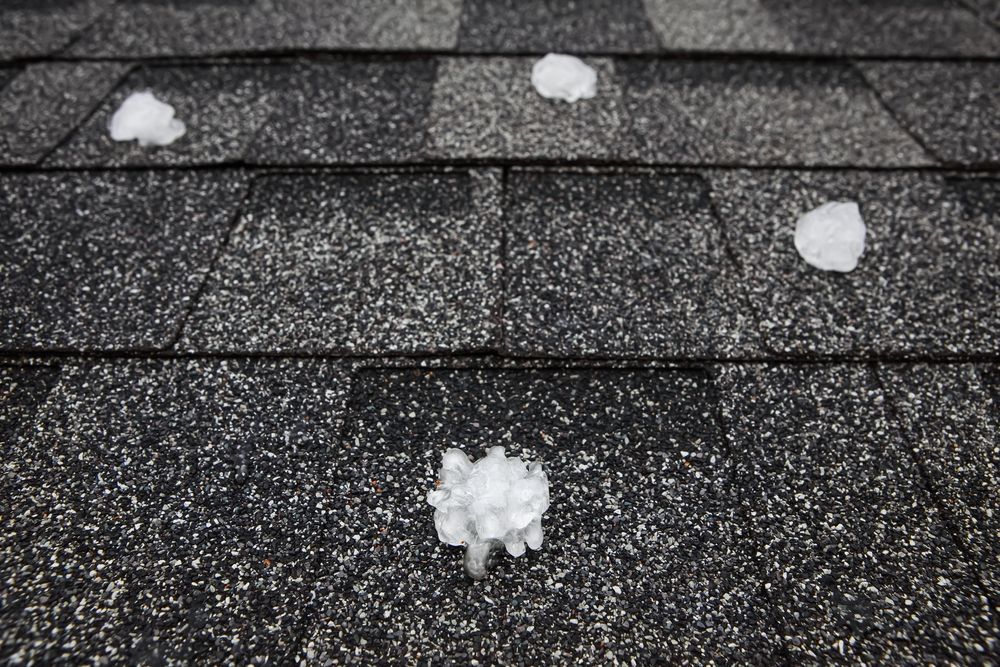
[32,62,137,166]
[870,362,1000,610]
[49,0,121,60]
[165,173,257,351]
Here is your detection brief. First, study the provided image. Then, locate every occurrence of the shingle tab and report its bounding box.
[716,364,997,663]
[643,0,1000,55]
[0,171,249,351]
[47,64,285,167]
[0,0,112,60]
[457,0,660,52]
[247,60,436,165]
[181,170,502,354]
[0,62,131,166]
[298,368,781,663]
[0,365,61,447]
[621,60,931,166]
[709,171,999,356]
[878,364,999,593]
[425,58,634,160]
[859,61,1000,167]
[0,359,349,665]
[504,170,759,358]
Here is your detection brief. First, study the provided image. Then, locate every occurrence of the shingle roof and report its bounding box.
[1,0,998,663]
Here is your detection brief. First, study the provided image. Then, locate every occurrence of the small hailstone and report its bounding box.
[427,447,549,579]
[531,53,597,103]
[109,91,186,147]
[794,201,866,272]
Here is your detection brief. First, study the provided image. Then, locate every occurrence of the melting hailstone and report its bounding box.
[109,91,186,147]
[531,53,597,103]
[794,201,866,272]
[427,447,550,579]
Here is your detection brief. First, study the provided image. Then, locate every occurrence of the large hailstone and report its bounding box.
[531,53,597,103]
[427,447,550,579]
[109,91,186,147]
[794,201,867,272]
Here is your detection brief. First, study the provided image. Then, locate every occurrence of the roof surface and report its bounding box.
[1,0,998,664]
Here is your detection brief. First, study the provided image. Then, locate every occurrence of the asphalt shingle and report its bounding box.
[0,171,249,352]
[0,359,349,665]
[621,60,931,166]
[859,61,1000,167]
[247,60,437,165]
[0,364,60,447]
[47,64,284,167]
[716,364,998,663]
[457,0,660,52]
[0,0,112,60]
[878,364,999,593]
[0,62,131,166]
[425,57,634,160]
[642,0,1000,55]
[504,170,759,358]
[298,368,781,663]
[70,0,461,56]
[180,170,502,354]
[709,170,999,357]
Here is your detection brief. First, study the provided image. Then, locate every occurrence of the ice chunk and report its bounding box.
[109,91,186,147]
[531,53,597,103]
[794,201,866,272]
[427,446,550,578]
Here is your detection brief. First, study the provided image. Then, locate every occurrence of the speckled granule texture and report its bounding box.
[641,0,1000,55]
[67,0,321,56]
[456,0,660,52]
[758,0,1000,57]
[877,364,1000,594]
[246,60,437,165]
[504,170,761,358]
[641,0,797,52]
[46,64,285,167]
[298,368,782,664]
[0,364,61,448]
[312,0,462,49]
[962,0,1000,27]
[180,170,502,354]
[425,58,636,161]
[0,170,249,352]
[708,170,1000,356]
[68,0,461,56]
[0,0,112,59]
[715,363,998,663]
[859,61,1000,167]
[621,60,932,166]
[0,62,131,166]
[0,359,350,666]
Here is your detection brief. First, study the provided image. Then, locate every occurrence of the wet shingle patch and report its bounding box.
[504,170,759,358]
[247,60,436,165]
[47,64,284,167]
[0,62,131,166]
[457,0,659,52]
[181,170,502,354]
[878,364,999,593]
[0,359,349,665]
[716,364,998,663]
[859,61,1000,167]
[298,368,781,663]
[0,170,249,352]
[709,171,1000,357]
[621,60,931,166]
[425,58,634,160]
[0,0,112,60]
